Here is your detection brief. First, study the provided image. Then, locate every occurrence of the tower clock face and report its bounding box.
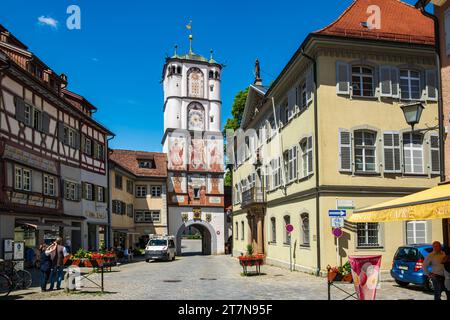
[189,110,204,130]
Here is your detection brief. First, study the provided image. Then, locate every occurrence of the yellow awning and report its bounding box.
[348,183,450,223]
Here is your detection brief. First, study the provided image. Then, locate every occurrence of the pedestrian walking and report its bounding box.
[48,237,69,291]
[423,241,449,300]
[39,244,52,292]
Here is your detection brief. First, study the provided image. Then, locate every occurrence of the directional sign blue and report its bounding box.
[328,210,347,217]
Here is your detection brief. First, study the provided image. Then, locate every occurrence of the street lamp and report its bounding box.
[401,102,425,132]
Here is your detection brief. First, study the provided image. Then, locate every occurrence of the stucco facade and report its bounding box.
[232,2,444,274]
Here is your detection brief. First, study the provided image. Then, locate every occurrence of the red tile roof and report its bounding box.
[110,149,167,178]
[315,0,435,45]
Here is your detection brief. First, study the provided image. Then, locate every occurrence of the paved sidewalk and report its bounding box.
[4,255,434,300]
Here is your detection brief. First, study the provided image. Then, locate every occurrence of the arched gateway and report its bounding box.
[176,220,217,256]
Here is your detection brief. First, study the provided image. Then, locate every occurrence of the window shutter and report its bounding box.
[379,65,392,97]
[74,132,80,149]
[288,88,296,114]
[77,183,82,201]
[420,71,427,101]
[82,182,86,200]
[63,180,68,199]
[339,129,352,172]
[430,134,440,174]
[390,67,400,98]
[307,136,314,175]
[306,66,314,104]
[426,69,438,102]
[41,112,50,134]
[81,134,86,153]
[58,122,65,142]
[336,61,350,95]
[383,132,401,173]
[14,96,26,123]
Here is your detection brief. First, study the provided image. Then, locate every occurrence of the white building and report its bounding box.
[161,38,225,255]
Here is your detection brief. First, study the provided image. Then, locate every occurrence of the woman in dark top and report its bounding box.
[39,244,52,292]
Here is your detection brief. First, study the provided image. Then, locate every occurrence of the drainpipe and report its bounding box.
[106,135,116,248]
[300,48,321,276]
[418,5,448,245]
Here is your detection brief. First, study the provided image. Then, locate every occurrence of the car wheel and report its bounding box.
[145,259,150,263]
[424,277,434,292]
[395,280,410,287]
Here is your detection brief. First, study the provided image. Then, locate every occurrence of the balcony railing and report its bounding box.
[242,187,266,208]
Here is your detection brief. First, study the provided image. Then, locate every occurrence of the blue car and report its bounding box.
[391,244,434,292]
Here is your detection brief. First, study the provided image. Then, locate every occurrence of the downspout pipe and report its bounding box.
[106,135,116,248]
[418,5,448,245]
[301,48,321,276]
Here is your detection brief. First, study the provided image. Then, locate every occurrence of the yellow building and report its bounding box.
[232,0,444,274]
[109,150,168,249]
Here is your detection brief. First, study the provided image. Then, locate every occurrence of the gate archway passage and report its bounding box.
[176,220,217,256]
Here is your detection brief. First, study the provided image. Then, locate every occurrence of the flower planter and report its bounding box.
[238,254,264,276]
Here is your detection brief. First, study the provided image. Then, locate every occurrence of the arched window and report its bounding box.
[215,71,220,80]
[187,103,205,131]
[271,217,276,243]
[283,215,291,245]
[300,213,310,246]
[187,67,204,98]
[354,130,377,173]
[351,66,374,97]
[209,70,214,79]
[176,66,182,74]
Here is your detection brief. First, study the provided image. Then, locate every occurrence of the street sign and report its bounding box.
[332,228,344,238]
[331,217,345,228]
[286,224,294,234]
[336,199,355,210]
[328,210,347,217]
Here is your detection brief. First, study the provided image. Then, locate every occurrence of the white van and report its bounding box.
[145,235,176,262]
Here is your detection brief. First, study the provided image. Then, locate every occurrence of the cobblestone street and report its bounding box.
[5,241,434,301]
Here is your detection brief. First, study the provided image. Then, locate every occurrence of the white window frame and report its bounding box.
[15,167,23,190]
[85,183,93,201]
[151,185,162,197]
[22,168,31,191]
[97,186,104,202]
[24,104,32,126]
[151,211,161,223]
[84,137,92,155]
[33,108,42,131]
[43,174,55,196]
[354,130,377,173]
[403,132,424,174]
[351,66,374,97]
[136,185,147,198]
[400,69,421,101]
[357,223,380,248]
[406,221,427,244]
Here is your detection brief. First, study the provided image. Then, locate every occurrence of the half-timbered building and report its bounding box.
[0,24,113,256]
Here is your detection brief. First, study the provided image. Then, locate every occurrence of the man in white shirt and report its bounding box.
[423,241,449,300]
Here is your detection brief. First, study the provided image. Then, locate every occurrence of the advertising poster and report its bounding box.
[348,255,382,301]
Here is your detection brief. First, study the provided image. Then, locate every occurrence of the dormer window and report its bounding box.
[139,159,156,169]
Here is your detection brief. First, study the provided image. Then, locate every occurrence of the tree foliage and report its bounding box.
[223,88,249,187]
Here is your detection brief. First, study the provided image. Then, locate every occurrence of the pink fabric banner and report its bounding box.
[348,255,382,300]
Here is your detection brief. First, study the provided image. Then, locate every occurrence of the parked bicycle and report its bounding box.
[0,260,33,297]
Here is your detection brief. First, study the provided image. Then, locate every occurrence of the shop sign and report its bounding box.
[4,144,57,174]
[13,241,25,260]
[85,211,107,220]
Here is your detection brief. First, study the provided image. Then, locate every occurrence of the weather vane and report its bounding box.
[186,19,193,54]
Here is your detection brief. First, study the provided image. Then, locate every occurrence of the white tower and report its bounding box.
[162,31,225,255]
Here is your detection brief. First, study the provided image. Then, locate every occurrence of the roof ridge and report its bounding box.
[314,0,358,34]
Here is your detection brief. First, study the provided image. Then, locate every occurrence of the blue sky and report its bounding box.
[1,0,421,151]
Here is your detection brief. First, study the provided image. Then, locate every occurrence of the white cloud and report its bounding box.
[38,16,58,29]
[91,58,100,62]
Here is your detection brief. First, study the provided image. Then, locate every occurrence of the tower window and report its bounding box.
[193,187,200,199]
